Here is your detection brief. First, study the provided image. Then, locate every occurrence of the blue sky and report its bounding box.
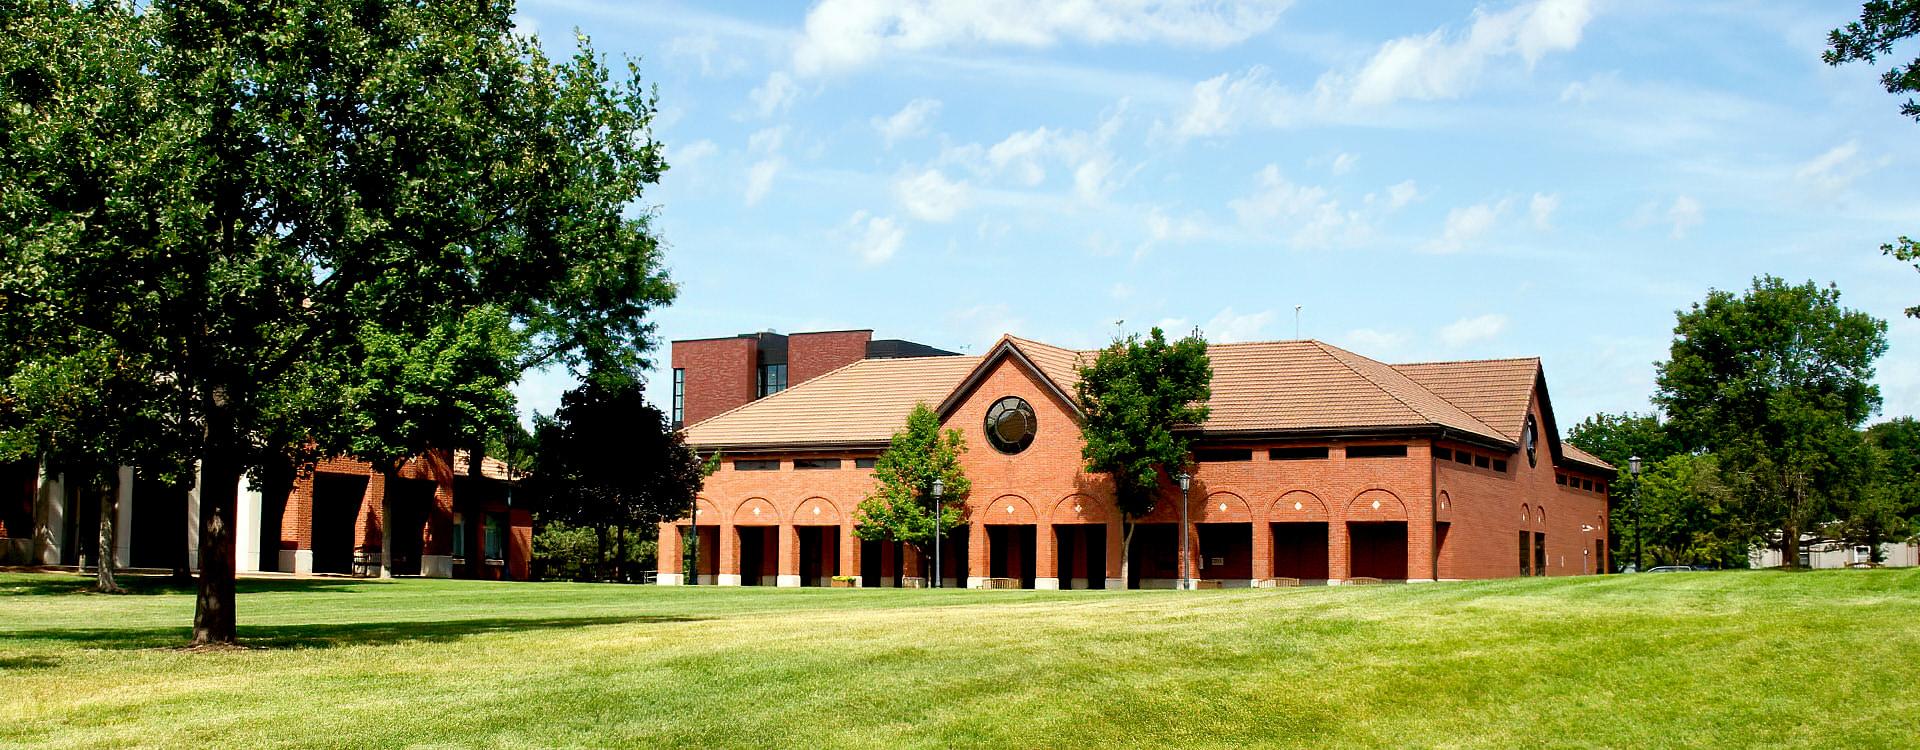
[509,0,1920,431]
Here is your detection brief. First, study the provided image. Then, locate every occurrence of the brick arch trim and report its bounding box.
[681,496,722,524]
[1052,493,1117,524]
[1348,488,1407,521]
[733,496,782,525]
[1270,490,1330,522]
[983,493,1037,525]
[791,496,842,525]
[1196,490,1253,523]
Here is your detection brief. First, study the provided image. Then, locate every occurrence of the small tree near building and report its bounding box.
[1075,327,1211,588]
[854,403,969,586]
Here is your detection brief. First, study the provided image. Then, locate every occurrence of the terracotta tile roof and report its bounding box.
[681,335,1560,452]
[452,450,517,481]
[1560,443,1615,472]
[683,355,981,449]
[1391,358,1541,442]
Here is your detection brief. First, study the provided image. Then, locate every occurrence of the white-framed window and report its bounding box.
[484,514,505,562]
[451,512,466,560]
[1854,545,1873,564]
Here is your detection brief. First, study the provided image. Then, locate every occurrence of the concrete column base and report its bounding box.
[966,576,985,589]
[656,572,684,586]
[421,555,454,579]
[717,574,742,586]
[1405,578,1437,584]
[1034,577,1059,590]
[1104,578,1125,590]
[282,549,313,575]
[775,574,802,588]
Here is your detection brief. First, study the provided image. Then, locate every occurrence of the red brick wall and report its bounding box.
[279,450,530,579]
[788,330,872,387]
[672,337,757,427]
[1435,389,1610,579]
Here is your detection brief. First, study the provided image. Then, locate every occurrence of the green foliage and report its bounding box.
[532,521,656,582]
[1881,237,1919,318]
[1075,327,1211,518]
[1654,276,1889,566]
[1844,417,1920,555]
[1826,1,1920,121]
[0,0,677,642]
[526,377,703,538]
[1630,454,1754,569]
[854,403,970,558]
[1565,412,1683,476]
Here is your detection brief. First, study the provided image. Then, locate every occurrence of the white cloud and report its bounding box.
[845,210,906,263]
[1342,0,1594,106]
[1228,164,1361,248]
[1427,199,1510,253]
[958,109,1127,202]
[1794,140,1872,197]
[1386,179,1420,209]
[1440,314,1509,347]
[671,139,718,169]
[1162,66,1307,141]
[749,71,800,117]
[872,99,942,147]
[791,0,1290,75]
[744,158,784,206]
[748,126,787,155]
[1529,192,1560,230]
[1163,308,1278,343]
[666,34,748,77]
[952,302,1027,343]
[1344,328,1408,352]
[893,168,972,222]
[1110,282,1134,301]
[1331,152,1358,176]
[1668,195,1703,239]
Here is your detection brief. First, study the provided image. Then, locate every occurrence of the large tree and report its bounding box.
[1075,327,1210,588]
[1,1,673,644]
[526,375,703,582]
[1654,276,1888,569]
[1844,417,1920,560]
[1631,453,1754,569]
[853,403,970,586]
[1565,411,1684,569]
[1827,1,1920,318]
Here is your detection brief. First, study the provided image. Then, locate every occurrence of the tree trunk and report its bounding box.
[683,524,699,585]
[95,474,121,594]
[1120,520,1136,589]
[1780,521,1800,570]
[192,451,243,645]
[617,525,628,583]
[378,466,396,579]
[595,524,608,582]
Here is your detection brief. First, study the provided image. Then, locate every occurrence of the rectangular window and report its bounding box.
[1454,451,1473,465]
[1580,478,1594,491]
[1269,446,1329,460]
[1534,532,1547,576]
[854,457,877,469]
[794,458,842,470]
[1855,545,1873,563]
[1492,459,1508,473]
[1473,454,1490,469]
[451,513,466,559]
[484,514,505,561]
[1346,444,1408,459]
[1520,531,1531,576]
[1432,447,1453,461]
[1195,448,1252,462]
[758,363,788,398]
[734,459,781,471]
[671,368,685,428]
[1556,473,1568,486]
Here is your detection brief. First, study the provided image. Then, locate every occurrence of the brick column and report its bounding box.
[841,524,861,585]
[658,524,683,585]
[1251,520,1272,583]
[1328,519,1350,582]
[967,518,989,588]
[718,524,740,586]
[776,524,801,587]
[1035,524,1058,589]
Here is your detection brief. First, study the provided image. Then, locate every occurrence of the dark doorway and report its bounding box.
[311,474,368,574]
[679,525,720,584]
[1053,524,1108,589]
[1594,539,1605,575]
[1127,523,1180,589]
[129,477,187,570]
[860,539,911,587]
[738,526,773,586]
[1271,522,1329,580]
[1349,522,1408,580]
[1533,532,1547,576]
[1196,523,1252,581]
[258,476,290,573]
[385,478,435,576]
[1434,522,1451,580]
[986,524,1037,588]
[1,460,35,541]
[796,526,839,586]
[935,525,968,586]
[62,481,102,567]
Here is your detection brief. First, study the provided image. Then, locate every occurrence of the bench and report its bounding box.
[1255,577,1301,588]
[981,577,1020,590]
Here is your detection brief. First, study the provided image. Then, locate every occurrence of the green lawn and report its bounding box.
[1,570,1916,748]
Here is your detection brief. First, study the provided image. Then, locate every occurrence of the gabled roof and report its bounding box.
[681,355,980,450]
[678,334,1583,459]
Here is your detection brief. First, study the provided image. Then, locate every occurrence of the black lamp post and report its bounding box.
[931,478,944,589]
[1175,471,1192,590]
[1629,455,1642,573]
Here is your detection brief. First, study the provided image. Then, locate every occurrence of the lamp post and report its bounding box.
[931,478,944,589]
[1628,456,1642,573]
[1175,471,1192,590]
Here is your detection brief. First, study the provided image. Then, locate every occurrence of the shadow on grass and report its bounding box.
[6,614,701,651]
[0,655,60,671]
[0,574,393,597]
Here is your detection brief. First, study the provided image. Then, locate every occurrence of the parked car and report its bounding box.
[1645,565,1694,573]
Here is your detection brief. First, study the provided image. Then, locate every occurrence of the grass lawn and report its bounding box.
[2,570,1917,748]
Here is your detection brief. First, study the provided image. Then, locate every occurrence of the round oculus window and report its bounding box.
[985,396,1037,454]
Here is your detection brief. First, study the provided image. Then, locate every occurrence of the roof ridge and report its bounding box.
[681,354,975,431]
[1315,340,1511,440]
[1392,355,1541,367]
[1308,341,1431,425]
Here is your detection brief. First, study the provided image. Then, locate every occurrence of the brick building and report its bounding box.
[0,450,531,581]
[657,335,1613,588]
[669,329,956,428]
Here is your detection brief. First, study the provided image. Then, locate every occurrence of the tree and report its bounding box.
[1654,276,1888,569]
[853,403,969,585]
[526,375,703,582]
[1845,418,1920,560]
[1565,411,1684,569]
[1075,327,1211,588]
[1826,2,1920,318]
[1,1,674,644]
[1632,454,1753,569]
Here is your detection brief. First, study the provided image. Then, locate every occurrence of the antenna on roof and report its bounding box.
[1294,305,1303,339]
